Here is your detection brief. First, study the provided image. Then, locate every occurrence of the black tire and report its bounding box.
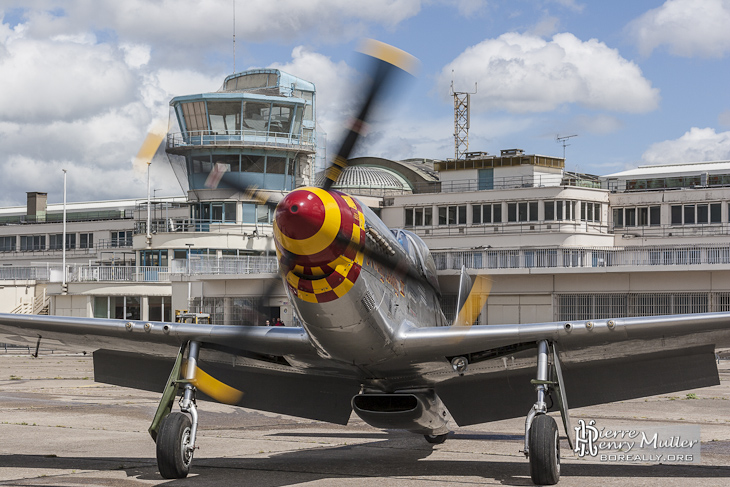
[424,433,448,444]
[156,412,193,479]
[529,414,560,485]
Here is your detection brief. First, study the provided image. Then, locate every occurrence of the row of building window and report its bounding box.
[405,200,602,227]
[613,202,724,227]
[93,295,171,322]
[0,232,104,252]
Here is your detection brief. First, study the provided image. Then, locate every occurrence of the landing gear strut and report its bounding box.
[523,340,571,486]
[424,433,448,444]
[150,341,202,479]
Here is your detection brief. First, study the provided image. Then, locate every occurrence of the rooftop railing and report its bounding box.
[408,220,610,237]
[409,175,601,194]
[6,246,730,286]
[167,130,315,152]
[432,244,730,271]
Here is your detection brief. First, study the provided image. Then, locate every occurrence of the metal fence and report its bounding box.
[167,130,315,151]
[432,244,730,271]
[555,292,719,321]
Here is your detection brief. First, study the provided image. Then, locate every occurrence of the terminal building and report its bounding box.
[3,69,730,328]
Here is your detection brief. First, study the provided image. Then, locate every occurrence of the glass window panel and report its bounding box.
[125,296,141,320]
[493,204,502,223]
[212,203,223,221]
[256,205,270,223]
[266,156,286,174]
[405,209,413,226]
[270,104,293,134]
[638,207,648,226]
[529,201,538,221]
[650,206,660,226]
[212,154,240,172]
[242,155,265,173]
[235,73,270,90]
[697,204,709,223]
[711,203,721,223]
[438,207,446,225]
[556,201,563,220]
[424,207,432,226]
[224,202,237,222]
[483,204,492,223]
[508,203,517,222]
[448,206,457,225]
[457,205,466,224]
[544,201,554,221]
[684,205,695,224]
[415,208,423,226]
[613,208,623,227]
[207,101,241,134]
[518,202,528,221]
[671,205,682,224]
[242,101,270,132]
[302,92,314,121]
[149,296,163,322]
[626,208,636,226]
[181,101,207,132]
[472,205,481,224]
[581,202,587,221]
[94,297,108,319]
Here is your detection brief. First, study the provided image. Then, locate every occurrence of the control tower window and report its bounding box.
[267,156,286,174]
[242,155,265,173]
[182,101,207,133]
[302,92,314,121]
[243,102,270,132]
[270,104,293,134]
[232,73,272,90]
[208,101,241,134]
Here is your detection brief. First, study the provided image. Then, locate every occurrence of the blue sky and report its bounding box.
[0,0,729,204]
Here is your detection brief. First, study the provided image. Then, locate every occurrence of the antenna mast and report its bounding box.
[451,75,477,160]
[232,0,236,74]
[556,134,578,159]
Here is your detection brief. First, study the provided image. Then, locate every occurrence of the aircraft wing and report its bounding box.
[395,312,730,426]
[0,313,364,425]
[0,313,315,357]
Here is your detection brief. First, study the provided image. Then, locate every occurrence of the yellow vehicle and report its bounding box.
[174,310,211,325]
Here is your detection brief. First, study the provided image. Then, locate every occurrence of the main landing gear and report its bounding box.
[523,340,573,486]
[149,341,202,479]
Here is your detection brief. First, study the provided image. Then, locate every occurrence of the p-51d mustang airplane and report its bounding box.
[2,41,730,486]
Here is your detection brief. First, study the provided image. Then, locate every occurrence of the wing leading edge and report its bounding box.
[0,313,315,357]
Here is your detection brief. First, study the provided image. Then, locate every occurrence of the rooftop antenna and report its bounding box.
[232,0,236,74]
[556,134,578,159]
[451,72,477,160]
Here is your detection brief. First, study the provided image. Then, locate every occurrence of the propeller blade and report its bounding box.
[322,39,418,190]
[452,275,493,327]
[133,119,169,170]
[191,365,244,405]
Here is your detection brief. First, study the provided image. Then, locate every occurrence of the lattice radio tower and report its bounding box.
[451,79,477,160]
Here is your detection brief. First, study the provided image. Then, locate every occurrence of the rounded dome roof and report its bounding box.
[315,166,412,195]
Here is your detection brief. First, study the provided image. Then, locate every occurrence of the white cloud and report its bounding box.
[0,34,136,122]
[627,0,730,58]
[718,109,730,127]
[439,32,660,114]
[574,114,623,135]
[268,46,360,138]
[641,127,730,164]
[12,1,422,48]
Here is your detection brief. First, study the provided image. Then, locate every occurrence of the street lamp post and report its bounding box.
[62,169,67,294]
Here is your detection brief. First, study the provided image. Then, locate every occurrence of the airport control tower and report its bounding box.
[166,69,317,229]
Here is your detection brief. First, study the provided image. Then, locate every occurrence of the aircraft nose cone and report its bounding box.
[273,187,364,276]
[275,189,326,242]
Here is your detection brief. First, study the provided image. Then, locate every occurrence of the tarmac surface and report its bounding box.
[1,352,730,486]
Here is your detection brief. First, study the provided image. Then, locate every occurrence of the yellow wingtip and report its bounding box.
[359,39,419,75]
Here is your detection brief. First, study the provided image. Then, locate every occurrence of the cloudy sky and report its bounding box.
[1,0,729,205]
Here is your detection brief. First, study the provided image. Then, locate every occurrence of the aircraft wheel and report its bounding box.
[156,412,193,479]
[529,414,560,485]
[424,433,448,444]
